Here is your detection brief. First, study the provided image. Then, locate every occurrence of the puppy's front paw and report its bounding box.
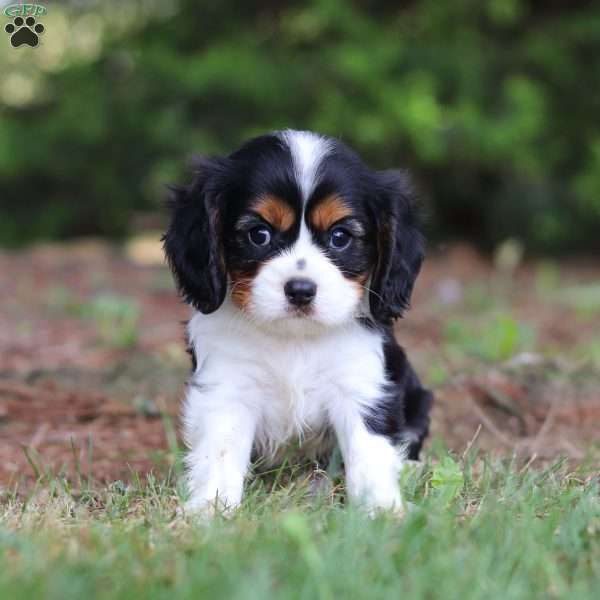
[183,491,240,520]
[346,465,405,518]
[352,483,406,519]
[363,498,407,520]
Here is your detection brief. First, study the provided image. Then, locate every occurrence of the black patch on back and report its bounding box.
[363,328,433,459]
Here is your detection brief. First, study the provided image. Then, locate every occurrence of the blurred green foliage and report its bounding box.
[444,313,534,362]
[77,293,140,348]
[430,455,465,504]
[1,0,599,251]
[47,284,140,347]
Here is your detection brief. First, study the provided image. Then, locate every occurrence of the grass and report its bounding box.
[3,248,599,598]
[1,451,598,600]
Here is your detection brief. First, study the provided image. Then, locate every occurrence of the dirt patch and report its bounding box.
[433,365,599,463]
[0,367,180,486]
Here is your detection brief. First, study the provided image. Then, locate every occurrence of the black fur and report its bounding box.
[364,328,433,459]
[369,170,425,324]
[186,336,197,372]
[162,159,228,314]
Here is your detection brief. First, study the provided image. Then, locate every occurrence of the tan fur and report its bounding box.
[309,195,352,231]
[352,273,369,299]
[229,271,254,310]
[253,195,295,231]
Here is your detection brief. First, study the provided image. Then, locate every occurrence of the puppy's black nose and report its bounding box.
[284,278,317,307]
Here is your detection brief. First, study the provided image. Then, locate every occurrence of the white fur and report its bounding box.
[278,130,332,202]
[183,298,404,516]
[247,225,361,334]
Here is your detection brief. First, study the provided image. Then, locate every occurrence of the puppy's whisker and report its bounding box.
[358,284,384,303]
[338,271,384,304]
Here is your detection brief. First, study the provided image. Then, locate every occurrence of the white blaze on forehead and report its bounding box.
[279,130,332,203]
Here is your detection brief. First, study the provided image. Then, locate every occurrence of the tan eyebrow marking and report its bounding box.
[252,195,295,231]
[309,195,353,231]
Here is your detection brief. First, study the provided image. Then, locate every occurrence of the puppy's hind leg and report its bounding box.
[381,334,433,462]
[402,367,434,461]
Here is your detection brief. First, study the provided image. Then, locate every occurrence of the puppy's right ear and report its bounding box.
[163,158,227,314]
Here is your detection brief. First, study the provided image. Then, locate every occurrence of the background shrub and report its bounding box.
[1,0,599,252]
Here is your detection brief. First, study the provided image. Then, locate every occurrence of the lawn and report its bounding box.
[1,454,599,599]
[1,240,599,598]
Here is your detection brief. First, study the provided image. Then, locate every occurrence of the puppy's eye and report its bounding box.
[248,226,271,247]
[329,227,352,250]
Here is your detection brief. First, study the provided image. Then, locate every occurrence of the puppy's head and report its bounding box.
[163,131,424,332]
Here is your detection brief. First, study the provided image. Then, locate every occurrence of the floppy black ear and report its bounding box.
[162,158,227,314]
[369,170,425,324]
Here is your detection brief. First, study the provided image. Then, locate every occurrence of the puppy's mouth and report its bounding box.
[285,304,314,318]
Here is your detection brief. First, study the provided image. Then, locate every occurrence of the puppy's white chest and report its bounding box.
[188,307,388,455]
[257,347,330,442]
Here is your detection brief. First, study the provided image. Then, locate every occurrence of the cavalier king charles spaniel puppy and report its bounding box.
[163,130,433,516]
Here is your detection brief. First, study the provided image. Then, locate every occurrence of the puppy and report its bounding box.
[163,130,433,516]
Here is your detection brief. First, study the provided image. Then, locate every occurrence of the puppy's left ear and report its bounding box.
[369,170,425,324]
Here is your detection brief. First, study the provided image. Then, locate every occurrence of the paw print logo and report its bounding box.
[5,16,45,48]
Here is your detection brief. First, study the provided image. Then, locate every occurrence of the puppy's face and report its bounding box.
[164,131,424,332]
[226,191,372,329]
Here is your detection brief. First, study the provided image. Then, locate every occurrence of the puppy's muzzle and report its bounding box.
[284,277,317,307]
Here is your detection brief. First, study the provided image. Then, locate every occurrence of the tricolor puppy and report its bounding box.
[163,130,433,516]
